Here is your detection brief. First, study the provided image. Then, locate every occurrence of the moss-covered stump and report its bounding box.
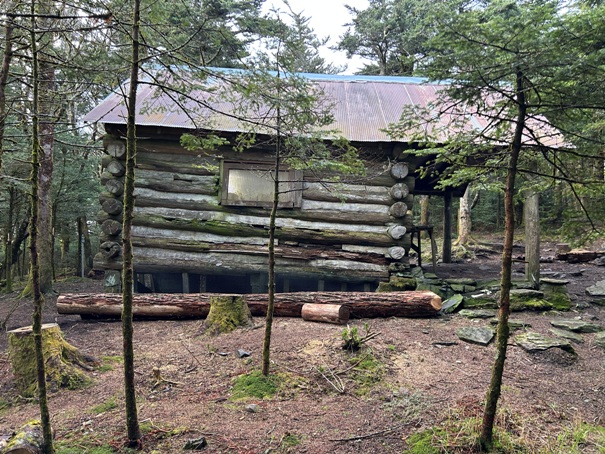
[7,323,95,397]
[2,420,44,453]
[202,295,253,335]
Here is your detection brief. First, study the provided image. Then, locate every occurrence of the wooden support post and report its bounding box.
[282,278,290,293]
[182,272,190,293]
[250,273,267,293]
[318,279,325,291]
[524,189,540,289]
[442,189,453,263]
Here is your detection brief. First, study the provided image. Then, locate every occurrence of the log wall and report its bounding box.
[94,136,415,291]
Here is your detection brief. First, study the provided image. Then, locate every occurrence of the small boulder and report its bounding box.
[458,309,497,319]
[184,436,208,450]
[549,328,584,344]
[456,327,495,346]
[515,332,575,354]
[550,319,603,333]
[441,294,464,314]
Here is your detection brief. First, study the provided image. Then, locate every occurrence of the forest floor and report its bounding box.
[0,239,604,453]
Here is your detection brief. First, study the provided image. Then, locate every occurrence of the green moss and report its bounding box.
[543,291,572,311]
[56,443,115,454]
[90,397,118,415]
[203,295,253,335]
[376,276,417,292]
[463,296,498,309]
[405,428,443,454]
[231,370,279,400]
[348,350,385,396]
[281,433,302,448]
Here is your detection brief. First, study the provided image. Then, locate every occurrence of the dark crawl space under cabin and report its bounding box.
[83,70,470,295]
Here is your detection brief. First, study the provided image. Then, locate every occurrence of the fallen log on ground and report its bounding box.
[301,303,350,324]
[57,291,442,319]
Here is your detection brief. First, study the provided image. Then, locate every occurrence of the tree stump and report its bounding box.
[201,296,253,335]
[1,420,44,453]
[8,323,96,397]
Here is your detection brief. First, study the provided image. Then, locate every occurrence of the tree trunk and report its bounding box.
[8,323,94,397]
[480,68,525,451]
[442,189,453,263]
[121,0,142,447]
[301,303,349,324]
[56,291,442,319]
[456,186,473,246]
[28,6,55,451]
[419,195,430,226]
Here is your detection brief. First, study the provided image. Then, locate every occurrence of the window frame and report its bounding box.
[220,161,303,209]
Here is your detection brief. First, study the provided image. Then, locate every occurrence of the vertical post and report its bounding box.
[442,188,453,263]
[182,272,190,293]
[524,185,540,289]
[80,234,85,278]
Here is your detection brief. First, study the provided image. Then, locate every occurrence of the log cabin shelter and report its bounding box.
[84,69,470,294]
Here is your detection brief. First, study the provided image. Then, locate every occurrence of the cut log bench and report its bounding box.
[57,291,442,320]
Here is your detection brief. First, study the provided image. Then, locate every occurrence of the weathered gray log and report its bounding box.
[98,247,390,281]
[389,183,409,200]
[556,249,602,263]
[131,236,389,265]
[133,188,393,225]
[133,209,412,247]
[301,303,350,324]
[99,241,121,259]
[136,169,219,195]
[100,219,122,236]
[390,162,409,179]
[387,225,407,240]
[388,202,408,218]
[57,291,442,319]
[106,142,126,159]
[105,178,124,196]
[387,246,406,260]
[105,159,125,177]
[302,182,391,205]
[96,210,123,225]
[102,198,123,216]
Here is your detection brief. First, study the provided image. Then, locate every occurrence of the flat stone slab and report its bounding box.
[456,327,495,346]
[515,332,575,353]
[441,294,464,314]
[458,309,497,319]
[540,278,569,285]
[596,332,605,349]
[550,319,603,333]
[445,278,477,286]
[586,280,605,297]
[549,328,584,343]
[490,318,531,329]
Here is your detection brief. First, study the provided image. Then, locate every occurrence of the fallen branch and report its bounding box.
[329,422,408,442]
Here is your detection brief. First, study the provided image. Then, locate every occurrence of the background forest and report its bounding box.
[1,0,605,453]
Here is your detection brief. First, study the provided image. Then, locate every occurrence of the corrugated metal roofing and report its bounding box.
[83,70,564,146]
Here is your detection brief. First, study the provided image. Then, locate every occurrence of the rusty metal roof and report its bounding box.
[84,70,564,146]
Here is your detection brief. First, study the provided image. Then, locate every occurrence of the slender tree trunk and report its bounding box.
[121,0,142,447]
[0,7,13,173]
[29,4,55,452]
[419,195,430,226]
[456,185,475,246]
[442,188,453,263]
[262,94,282,377]
[480,68,526,451]
[37,5,56,294]
[3,186,14,291]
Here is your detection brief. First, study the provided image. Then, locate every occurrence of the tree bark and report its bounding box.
[524,177,540,289]
[57,291,442,319]
[456,185,473,246]
[301,303,349,324]
[442,189,453,263]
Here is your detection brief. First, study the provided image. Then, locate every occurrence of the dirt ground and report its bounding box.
[1,241,604,453]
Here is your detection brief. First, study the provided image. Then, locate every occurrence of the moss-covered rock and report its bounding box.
[509,289,552,312]
[376,276,417,292]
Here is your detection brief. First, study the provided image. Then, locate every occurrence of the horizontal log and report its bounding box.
[133,208,412,247]
[95,247,390,281]
[390,162,409,180]
[57,291,442,319]
[102,198,123,216]
[389,183,409,200]
[131,235,389,265]
[101,219,122,236]
[388,202,408,218]
[302,182,391,205]
[301,303,349,324]
[106,142,126,159]
[136,169,219,195]
[105,178,124,196]
[133,188,393,225]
